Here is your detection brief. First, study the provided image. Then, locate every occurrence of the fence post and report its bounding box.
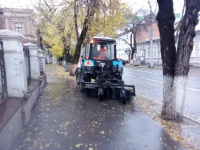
[38,49,45,74]
[0,30,27,97]
[0,39,7,104]
[24,42,40,80]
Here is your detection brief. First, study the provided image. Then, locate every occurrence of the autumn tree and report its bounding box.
[72,0,98,64]
[43,23,64,58]
[72,0,128,64]
[156,0,200,120]
[35,0,75,61]
[87,0,127,38]
[35,0,128,65]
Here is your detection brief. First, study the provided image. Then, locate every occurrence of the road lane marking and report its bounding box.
[127,68,159,74]
[187,87,200,92]
[139,77,163,84]
[123,74,136,78]
[124,74,200,92]
[189,77,196,80]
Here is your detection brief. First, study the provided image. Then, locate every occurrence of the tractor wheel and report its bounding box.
[76,73,80,85]
[99,93,103,101]
[84,74,91,82]
[92,89,97,97]
[98,88,104,101]
[87,89,91,97]
[127,91,133,101]
[108,88,113,99]
[122,96,127,104]
[79,72,87,92]
[120,89,127,104]
[80,83,85,92]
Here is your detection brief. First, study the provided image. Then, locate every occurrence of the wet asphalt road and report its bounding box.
[10,64,186,150]
[122,67,200,122]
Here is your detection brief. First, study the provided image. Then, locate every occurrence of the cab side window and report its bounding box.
[92,44,98,57]
[85,43,90,58]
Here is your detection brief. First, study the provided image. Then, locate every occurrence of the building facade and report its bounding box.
[0,8,36,42]
[190,30,200,66]
[116,31,131,61]
[116,22,200,66]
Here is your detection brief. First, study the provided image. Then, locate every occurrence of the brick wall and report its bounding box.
[0,12,5,29]
[136,22,160,43]
[1,8,36,42]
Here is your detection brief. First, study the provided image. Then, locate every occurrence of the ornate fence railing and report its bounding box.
[39,59,44,75]
[0,40,7,104]
[23,46,31,85]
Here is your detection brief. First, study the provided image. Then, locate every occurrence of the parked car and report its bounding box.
[117,58,128,65]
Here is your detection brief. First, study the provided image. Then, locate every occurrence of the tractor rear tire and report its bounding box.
[99,94,103,101]
[76,73,80,85]
[122,97,127,104]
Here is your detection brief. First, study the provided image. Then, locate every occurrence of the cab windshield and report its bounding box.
[91,43,115,60]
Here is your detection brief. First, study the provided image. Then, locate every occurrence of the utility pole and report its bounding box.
[148,0,154,68]
[150,16,154,68]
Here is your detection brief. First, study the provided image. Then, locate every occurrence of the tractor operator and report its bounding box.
[93,45,107,60]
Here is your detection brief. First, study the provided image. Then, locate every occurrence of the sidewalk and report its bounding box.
[10,64,191,150]
[135,92,200,150]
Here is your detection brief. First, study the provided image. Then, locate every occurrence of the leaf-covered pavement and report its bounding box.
[10,64,187,150]
[135,92,200,150]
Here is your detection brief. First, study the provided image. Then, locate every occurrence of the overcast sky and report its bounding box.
[0,0,34,8]
[1,0,183,10]
[0,0,199,29]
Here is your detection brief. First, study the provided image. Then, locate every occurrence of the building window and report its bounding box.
[153,46,158,58]
[146,45,150,58]
[15,23,22,33]
[147,48,151,58]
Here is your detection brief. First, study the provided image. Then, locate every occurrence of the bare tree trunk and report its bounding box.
[66,33,71,62]
[74,0,79,41]
[156,0,177,120]
[62,35,67,62]
[172,0,200,120]
[133,30,137,57]
[157,0,200,121]
[36,28,44,50]
[71,0,97,64]
[130,32,133,59]
[130,31,137,60]
[61,35,71,63]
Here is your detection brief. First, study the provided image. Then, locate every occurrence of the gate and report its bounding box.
[0,40,7,104]
[23,46,31,85]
